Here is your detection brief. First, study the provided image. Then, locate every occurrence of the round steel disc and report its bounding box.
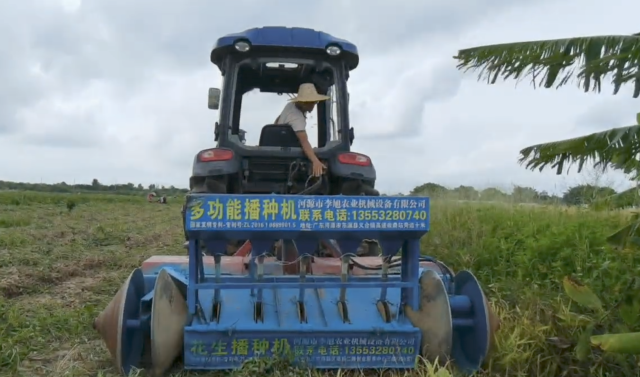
[115,268,146,375]
[407,269,453,364]
[451,270,490,373]
[150,269,188,376]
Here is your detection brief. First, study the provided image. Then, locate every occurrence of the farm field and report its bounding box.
[1,191,639,377]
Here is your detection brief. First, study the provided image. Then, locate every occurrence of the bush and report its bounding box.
[422,201,640,375]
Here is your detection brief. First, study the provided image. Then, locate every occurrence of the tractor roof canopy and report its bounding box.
[235,59,336,96]
[210,26,359,71]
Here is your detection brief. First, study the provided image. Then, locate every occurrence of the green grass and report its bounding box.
[1,191,639,376]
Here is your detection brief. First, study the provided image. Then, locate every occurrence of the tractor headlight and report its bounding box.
[234,41,250,52]
[326,45,341,56]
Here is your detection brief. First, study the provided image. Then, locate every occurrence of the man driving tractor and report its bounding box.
[183,83,331,252]
[275,83,328,177]
[182,81,382,256]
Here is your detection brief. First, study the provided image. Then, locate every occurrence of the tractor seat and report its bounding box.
[258,124,301,148]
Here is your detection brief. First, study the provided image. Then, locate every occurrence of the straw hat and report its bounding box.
[289,83,330,103]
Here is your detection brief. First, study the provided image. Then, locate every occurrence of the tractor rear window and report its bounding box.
[232,59,340,148]
[239,90,320,147]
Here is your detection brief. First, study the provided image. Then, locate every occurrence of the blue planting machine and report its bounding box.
[93,27,497,376]
[94,194,495,376]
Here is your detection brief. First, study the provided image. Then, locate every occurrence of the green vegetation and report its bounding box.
[0,179,188,197]
[561,275,640,356]
[1,191,639,376]
[4,178,639,208]
[454,33,640,361]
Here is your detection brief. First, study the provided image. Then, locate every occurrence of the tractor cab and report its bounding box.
[190,27,378,196]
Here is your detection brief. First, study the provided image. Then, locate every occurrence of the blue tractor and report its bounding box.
[181,26,381,258]
[93,27,498,376]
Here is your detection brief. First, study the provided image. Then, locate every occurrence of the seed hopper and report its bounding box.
[93,194,496,375]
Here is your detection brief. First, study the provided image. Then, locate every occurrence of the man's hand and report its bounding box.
[294,130,326,177]
[312,159,326,177]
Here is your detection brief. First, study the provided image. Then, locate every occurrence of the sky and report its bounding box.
[0,0,638,195]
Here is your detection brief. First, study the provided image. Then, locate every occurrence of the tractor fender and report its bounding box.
[191,152,241,177]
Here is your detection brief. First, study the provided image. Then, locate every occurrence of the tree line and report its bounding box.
[1,179,634,207]
[405,182,639,208]
[0,179,189,197]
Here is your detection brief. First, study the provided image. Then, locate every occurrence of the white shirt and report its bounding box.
[275,102,306,132]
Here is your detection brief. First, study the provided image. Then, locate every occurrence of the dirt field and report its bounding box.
[1,192,639,377]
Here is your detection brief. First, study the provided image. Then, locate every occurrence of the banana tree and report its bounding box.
[455,34,640,247]
[454,34,640,355]
[455,34,640,97]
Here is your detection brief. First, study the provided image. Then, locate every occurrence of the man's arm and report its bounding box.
[288,117,321,164]
[294,130,321,164]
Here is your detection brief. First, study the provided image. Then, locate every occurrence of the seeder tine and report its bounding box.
[249,240,272,306]
[379,254,392,303]
[253,252,266,323]
[212,253,222,322]
[338,254,351,323]
[297,255,311,323]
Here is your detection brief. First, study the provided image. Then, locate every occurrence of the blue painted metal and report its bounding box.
[210,26,359,69]
[181,194,427,369]
[119,269,146,376]
[185,332,418,369]
[451,271,491,373]
[179,252,422,370]
[114,194,492,374]
[185,194,429,239]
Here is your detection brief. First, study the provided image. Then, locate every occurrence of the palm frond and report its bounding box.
[518,125,640,176]
[455,35,640,97]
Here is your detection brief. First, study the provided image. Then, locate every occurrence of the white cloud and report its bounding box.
[0,0,637,194]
